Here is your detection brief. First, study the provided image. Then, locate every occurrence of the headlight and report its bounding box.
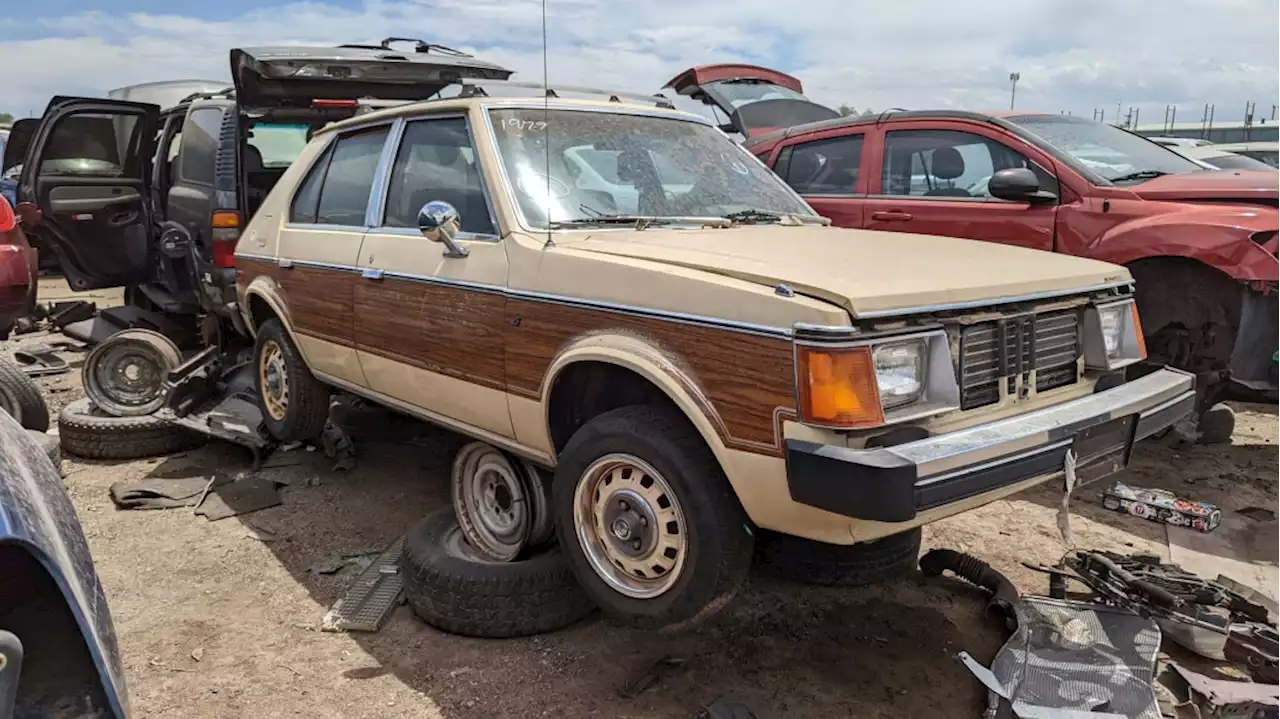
[874,340,925,408]
[1084,299,1146,370]
[795,330,959,429]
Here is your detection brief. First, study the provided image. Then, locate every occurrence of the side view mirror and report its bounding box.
[988,168,1057,204]
[417,200,468,259]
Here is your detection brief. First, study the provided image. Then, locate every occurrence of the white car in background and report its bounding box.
[1146,136,1215,148]
[1171,144,1278,171]
[1205,142,1279,168]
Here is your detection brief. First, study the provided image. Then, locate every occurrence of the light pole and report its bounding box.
[1009,72,1020,110]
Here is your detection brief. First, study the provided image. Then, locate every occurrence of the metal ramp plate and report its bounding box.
[321,538,405,633]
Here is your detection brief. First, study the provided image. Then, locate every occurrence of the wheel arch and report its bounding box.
[240,276,297,342]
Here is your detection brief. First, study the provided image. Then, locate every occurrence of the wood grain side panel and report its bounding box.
[505,298,796,453]
[237,258,356,347]
[353,278,507,390]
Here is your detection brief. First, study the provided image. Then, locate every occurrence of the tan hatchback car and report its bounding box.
[234,89,1196,629]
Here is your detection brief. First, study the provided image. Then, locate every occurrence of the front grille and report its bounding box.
[959,310,1080,410]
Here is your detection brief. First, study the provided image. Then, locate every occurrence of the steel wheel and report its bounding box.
[258,339,289,422]
[452,443,530,562]
[573,453,687,599]
[82,329,182,417]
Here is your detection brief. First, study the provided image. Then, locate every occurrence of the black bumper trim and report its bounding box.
[785,389,1197,524]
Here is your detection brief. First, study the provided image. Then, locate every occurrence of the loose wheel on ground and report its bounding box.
[755,528,922,587]
[58,399,204,460]
[451,442,531,562]
[81,328,182,417]
[0,359,50,431]
[401,507,596,638]
[254,319,330,443]
[552,405,754,631]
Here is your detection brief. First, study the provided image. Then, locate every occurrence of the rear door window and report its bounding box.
[779,135,864,194]
[313,127,390,226]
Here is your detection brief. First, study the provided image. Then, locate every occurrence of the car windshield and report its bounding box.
[1009,115,1204,183]
[247,123,309,168]
[1241,150,1280,168]
[488,108,814,229]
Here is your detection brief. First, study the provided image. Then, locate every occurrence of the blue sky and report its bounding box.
[3,0,1277,124]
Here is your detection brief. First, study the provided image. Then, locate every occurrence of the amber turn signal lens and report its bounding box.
[797,346,885,428]
[211,210,242,229]
[1130,302,1147,360]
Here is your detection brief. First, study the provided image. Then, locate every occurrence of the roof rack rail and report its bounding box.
[457,80,675,109]
[176,87,236,106]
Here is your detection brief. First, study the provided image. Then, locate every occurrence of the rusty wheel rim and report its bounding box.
[259,340,289,421]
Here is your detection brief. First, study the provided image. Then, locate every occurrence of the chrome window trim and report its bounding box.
[480,104,820,236]
[280,222,373,233]
[366,117,407,227]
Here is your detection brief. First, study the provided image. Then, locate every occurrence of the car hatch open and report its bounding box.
[231,38,515,108]
[662,64,839,138]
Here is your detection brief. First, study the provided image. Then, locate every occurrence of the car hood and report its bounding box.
[1130,170,1279,202]
[565,226,1130,317]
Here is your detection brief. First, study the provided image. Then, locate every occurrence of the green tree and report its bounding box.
[837,104,856,117]
[0,112,14,125]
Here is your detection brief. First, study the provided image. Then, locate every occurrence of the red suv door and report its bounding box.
[767,129,871,228]
[862,119,1060,252]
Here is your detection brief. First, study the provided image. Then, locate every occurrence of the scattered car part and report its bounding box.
[618,654,689,699]
[401,507,596,638]
[696,696,758,719]
[58,398,203,460]
[758,528,921,587]
[959,597,1163,719]
[518,458,555,549]
[0,358,50,431]
[553,406,753,631]
[10,342,70,377]
[155,346,275,466]
[1224,623,1279,685]
[1101,481,1222,532]
[919,548,1019,628]
[108,475,231,510]
[321,538,405,633]
[1163,663,1278,718]
[451,442,531,562]
[82,328,182,417]
[1196,402,1236,445]
[254,319,330,443]
[0,402,129,718]
[26,430,60,465]
[46,300,96,329]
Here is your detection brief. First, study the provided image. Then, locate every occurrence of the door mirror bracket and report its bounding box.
[418,200,468,259]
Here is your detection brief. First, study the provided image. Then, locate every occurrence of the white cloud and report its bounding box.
[1,0,1276,125]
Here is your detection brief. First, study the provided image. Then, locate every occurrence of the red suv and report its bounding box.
[665,65,1279,422]
[0,194,37,339]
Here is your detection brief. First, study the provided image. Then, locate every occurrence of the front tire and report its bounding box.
[552,405,753,631]
[254,319,329,443]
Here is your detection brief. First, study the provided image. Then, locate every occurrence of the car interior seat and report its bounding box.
[923,147,971,197]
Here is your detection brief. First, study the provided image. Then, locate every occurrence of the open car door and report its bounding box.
[663,64,840,138]
[231,38,514,108]
[17,96,159,291]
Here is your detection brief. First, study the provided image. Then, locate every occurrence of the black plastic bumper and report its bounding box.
[785,368,1196,524]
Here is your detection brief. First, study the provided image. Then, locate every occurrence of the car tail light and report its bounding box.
[0,196,14,233]
[796,345,884,428]
[312,99,359,108]
[211,210,242,268]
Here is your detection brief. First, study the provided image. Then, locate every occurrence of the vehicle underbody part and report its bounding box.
[82,328,182,417]
[0,358,50,431]
[9,342,71,378]
[58,398,204,460]
[400,508,596,638]
[758,527,922,588]
[155,346,275,467]
[451,442,531,562]
[918,548,1019,628]
[59,302,197,349]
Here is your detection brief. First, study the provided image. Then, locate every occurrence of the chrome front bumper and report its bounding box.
[785,368,1196,523]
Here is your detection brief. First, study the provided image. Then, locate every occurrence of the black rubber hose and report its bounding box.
[919,548,1020,612]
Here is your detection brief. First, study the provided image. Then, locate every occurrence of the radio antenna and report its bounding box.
[541,0,554,247]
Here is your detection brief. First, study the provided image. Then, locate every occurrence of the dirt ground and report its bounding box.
[6,280,1278,719]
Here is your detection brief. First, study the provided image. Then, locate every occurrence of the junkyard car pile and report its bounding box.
[1,40,1276,716]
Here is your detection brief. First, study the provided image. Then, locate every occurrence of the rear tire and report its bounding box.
[401,508,596,638]
[58,398,203,460]
[755,528,922,587]
[552,405,753,631]
[254,319,329,443]
[0,359,49,432]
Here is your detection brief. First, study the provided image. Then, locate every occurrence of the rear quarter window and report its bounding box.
[179,107,224,185]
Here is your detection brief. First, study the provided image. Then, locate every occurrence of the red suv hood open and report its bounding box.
[1130,170,1279,203]
[662,64,839,138]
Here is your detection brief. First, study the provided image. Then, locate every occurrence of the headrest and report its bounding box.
[931,146,965,180]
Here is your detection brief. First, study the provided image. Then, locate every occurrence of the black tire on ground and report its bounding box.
[1197,402,1236,445]
[755,528,922,587]
[58,399,204,460]
[255,319,330,443]
[552,405,755,631]
[401,507,597,638]
[0,359,50,431]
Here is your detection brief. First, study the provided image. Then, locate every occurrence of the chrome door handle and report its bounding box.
[362,268,384,281]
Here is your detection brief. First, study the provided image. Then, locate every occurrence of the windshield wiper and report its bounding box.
[549,214,731,230]
[1108,170,1171,183]
[722,209,831,226]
